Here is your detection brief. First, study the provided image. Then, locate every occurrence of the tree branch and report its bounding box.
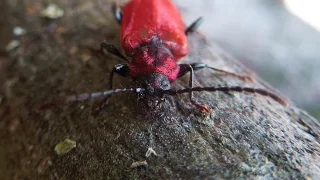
[0,0,319,179]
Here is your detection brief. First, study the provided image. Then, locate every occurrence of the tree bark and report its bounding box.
[0,0,319,179]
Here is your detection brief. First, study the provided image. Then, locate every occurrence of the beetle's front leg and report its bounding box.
[92,63,130,115]
[178,63,252,82]
[178,64,210,114]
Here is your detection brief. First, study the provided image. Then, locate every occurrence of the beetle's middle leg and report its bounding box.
[185,17,204,35]
[112,3,122,24]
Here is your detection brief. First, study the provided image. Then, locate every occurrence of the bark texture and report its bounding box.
[0,0,319,179]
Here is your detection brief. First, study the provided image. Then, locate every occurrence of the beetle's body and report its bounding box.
[121,0,186,83]
[36,0,288,113]
[121,0,187,59]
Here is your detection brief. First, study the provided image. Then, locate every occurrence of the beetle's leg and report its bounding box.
[177,64,210,114]
[177,62,253,114]
[178,64,194,100]
[89,43,129,62]
[178,63,253,82]
[185,17,204,35]
[112,3,122,24]
[100,42,129,62]
[92,64,130,115]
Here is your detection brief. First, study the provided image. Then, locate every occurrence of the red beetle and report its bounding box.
[37,0,288,112]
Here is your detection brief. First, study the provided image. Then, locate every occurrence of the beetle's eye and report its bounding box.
[161,79,170,90]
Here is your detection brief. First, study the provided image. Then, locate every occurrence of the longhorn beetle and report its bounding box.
[36,0,288,112]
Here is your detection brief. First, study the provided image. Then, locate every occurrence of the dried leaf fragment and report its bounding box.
[54,138,76,155]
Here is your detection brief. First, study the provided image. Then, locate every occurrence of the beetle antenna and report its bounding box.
[35,88,145,112]
[161,86,288,107]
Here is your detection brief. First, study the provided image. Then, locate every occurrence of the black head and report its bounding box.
[135,73,171,109]
[137,73,171,97]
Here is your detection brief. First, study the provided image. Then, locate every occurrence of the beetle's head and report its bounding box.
[136,73,171,108]
[137,73,171,96]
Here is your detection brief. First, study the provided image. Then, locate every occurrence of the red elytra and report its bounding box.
[121,0,186,82]
[121,0,188,59]
[36,0,288,113]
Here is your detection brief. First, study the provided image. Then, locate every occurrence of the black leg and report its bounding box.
[112,3,122,24]
[185,17,204,35]
[178,63,252,114]
[178,63,252,82]
[177,64,210,114]
[100,43,129,62]
[178,64,195,100]
[92,64,130,114]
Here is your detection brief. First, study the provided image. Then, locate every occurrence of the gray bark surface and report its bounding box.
[0,0,319,179]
